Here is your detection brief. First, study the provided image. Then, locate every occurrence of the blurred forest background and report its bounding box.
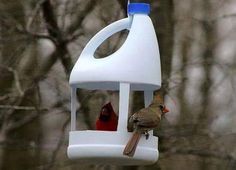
[0,0,236,170]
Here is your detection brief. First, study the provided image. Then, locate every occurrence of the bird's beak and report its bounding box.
[163,106,169,113]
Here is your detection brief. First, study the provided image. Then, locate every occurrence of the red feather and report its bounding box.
[96,102,118,131]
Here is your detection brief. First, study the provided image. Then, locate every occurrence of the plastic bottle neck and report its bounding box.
[127,3,150,15]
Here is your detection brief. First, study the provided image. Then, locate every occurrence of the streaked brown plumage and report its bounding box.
[123,95,169,157]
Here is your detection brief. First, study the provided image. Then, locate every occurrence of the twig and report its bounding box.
[15,0,57,42]
[0,95,10,102]
[41,0,73,76]
[218,13,236,19]
[26,0,46,31]
[16,26,57,43]
[0,105,47,111]
[65,30,84,43]
[13,71,23,96]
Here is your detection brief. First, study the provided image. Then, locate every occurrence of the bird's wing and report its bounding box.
[136,116,159,128]
[135,110,161,128]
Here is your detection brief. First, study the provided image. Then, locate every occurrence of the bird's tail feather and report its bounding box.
[123,131,141,157]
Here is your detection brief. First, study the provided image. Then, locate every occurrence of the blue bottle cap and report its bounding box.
[128,3,150,15]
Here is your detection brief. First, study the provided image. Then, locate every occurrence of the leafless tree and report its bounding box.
[0,0,236,170]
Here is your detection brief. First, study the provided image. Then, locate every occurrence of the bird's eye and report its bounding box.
[159,105,164,110]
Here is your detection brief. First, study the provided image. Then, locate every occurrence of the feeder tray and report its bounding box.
[68,131,158,165]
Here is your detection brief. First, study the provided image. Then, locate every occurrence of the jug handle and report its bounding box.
[80,18,131,59]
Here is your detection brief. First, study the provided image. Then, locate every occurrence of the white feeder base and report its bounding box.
[67,130,159,165]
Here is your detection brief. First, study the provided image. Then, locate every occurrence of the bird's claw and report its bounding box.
[144,131,149,140]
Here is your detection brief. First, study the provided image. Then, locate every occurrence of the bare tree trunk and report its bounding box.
[177,38,191,125]
[153,0,174,95]
[195,1,216,169]
[177,1,194,127]
[195,0,216,133]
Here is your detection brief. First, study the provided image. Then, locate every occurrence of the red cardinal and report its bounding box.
[96,102,118,131]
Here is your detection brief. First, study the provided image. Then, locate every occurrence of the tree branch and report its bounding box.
[40,0,73,76]
[0,105,44,111]
[26,0,46,31]
[16,27,57,43]
[65,0,98,36]
[41,0,61,40]
[65,30,84,43]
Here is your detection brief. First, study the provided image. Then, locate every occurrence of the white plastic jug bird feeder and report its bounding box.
[67,3,161,165]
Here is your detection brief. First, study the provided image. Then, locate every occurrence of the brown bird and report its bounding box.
[123,95,169,157]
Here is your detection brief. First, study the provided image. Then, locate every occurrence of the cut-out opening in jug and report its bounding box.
[73,89,120,132]
[94,30,128,59]
[72,85,157,133]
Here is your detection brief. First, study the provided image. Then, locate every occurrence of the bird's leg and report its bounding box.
[144,131,149,140]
